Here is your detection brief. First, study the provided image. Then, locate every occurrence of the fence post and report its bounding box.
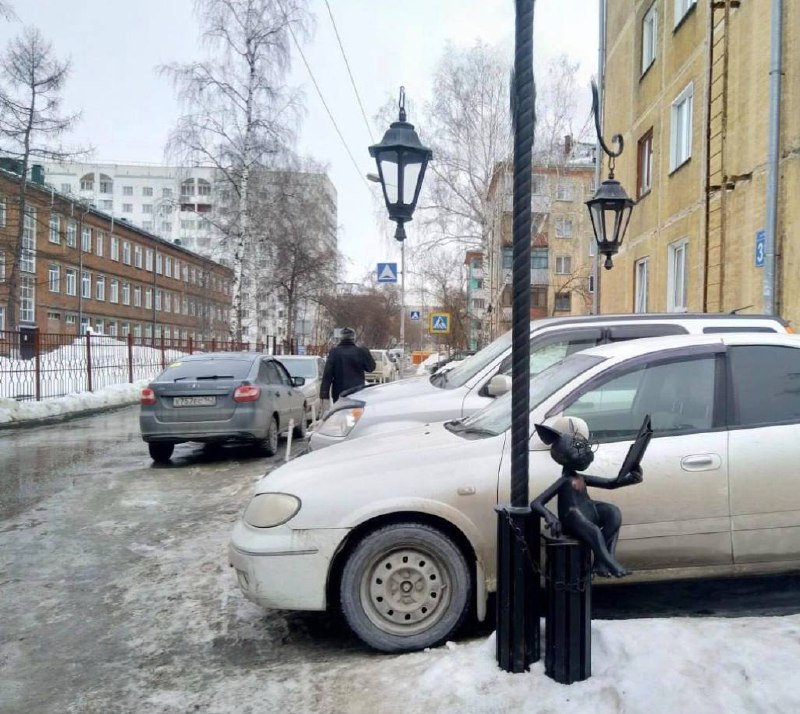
[34,329,41,401]
[160,334,166,370]
[86,330,93,393]
[188,336,193,355]
[211,338,217,353]
[127,332,134,384]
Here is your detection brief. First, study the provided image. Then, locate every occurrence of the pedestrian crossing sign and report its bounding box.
[376,262,398,283]
[429,312,451,334]
[410,310,421,321]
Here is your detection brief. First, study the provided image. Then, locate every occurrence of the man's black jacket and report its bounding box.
[320,339,377,401]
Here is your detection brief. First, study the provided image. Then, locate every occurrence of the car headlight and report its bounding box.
[243,493,301,528]
[316,405,364,438]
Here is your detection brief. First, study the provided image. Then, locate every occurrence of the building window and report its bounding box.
[161,222,172,233]
[19,276,35,323]
[0,251,4,281]
[556,181,573,201]
[21,207,36,273]
[162,187,173,198]
[134,245,143,268]
[181,179,195,197]
[95,319,104,334]
[165,256,173,278]
[48,264,60,293]
[142,186,153,197]
[47,311,60,321]
[49,214,61,244]
[82,272,91,299]
[0,306,4,331]
[79,174,94,191]
[164,292,171,313]
[66,220,77,247]
[122,241,132,265]
[110,236,119,261]
[100,199,112,210]
[122,203,133,213]
[81,226,92,252]
[675,0,697,26]
[108,321,117,337]
[670,83,693,171]
[95,274,105,301]
[634,258,649,313]
[109,278,119,304]
[531,248,549,269]
[123,186,133,196]
[197,179,211,196]
[555,217,574,238]
[95,231,104,257]
[134,285,142,307]
[145,249,153,271]
[155,289,162,311]
[60,184,71,194]
[142,221,153,231]
[555,255,572,274]
[142,204,153,214]
[554,292,572,312]
[180,219,195,230]
[65,269,77,296]
[99,175,113,194]
[667,238,688,312]
[532,286,548,309]
[145,287,153,310]
[0,196,6,227]
[637,129,653,198]
[156,254,163,275]
[122,282,130,305]
[642,4,657,74]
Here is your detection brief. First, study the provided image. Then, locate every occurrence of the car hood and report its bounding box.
[255,422,505,528]
[345,375,437,403]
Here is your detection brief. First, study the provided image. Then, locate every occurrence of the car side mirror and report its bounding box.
[486,374,512,397]
[292,376,306,387]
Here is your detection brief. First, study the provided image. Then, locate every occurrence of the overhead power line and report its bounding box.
[323,0,375,144]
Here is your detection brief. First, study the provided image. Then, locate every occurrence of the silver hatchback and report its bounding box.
[140,352,307,463]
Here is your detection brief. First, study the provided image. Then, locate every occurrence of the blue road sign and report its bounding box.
[755,229,765,268]
[410,310,421,321]
[377,262,398,283]
[429,312,451,334]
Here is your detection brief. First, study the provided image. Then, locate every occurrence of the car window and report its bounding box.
[263,361,283,385]
[497,330,603,377]
[439,329,514,388]
[318,359,325,378]
[257,361,272,384]
[729,345,800,426]
[274,361,293,386]
[606,324,688,340]
[704,326,777,334]
[279,358,317,379]
[562,356,716,441]
[157,358,252,381]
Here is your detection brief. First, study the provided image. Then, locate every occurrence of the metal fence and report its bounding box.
[0,330,328,402]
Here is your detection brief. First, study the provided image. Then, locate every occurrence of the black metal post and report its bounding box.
[495,0,538,673]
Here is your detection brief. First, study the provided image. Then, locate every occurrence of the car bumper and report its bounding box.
[228,519,350,611]
[140,411,268,443]
[307,430,346,451]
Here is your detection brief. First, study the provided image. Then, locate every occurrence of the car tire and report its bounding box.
[259,416,279,456]
[148,442,174,464]
[340,523,472,653]
[293,411,307,439]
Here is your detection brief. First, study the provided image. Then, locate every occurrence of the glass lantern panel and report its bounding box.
[401,160,422,207]
[380,157,399,204]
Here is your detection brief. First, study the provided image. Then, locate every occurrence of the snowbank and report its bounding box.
[0,379,148,426]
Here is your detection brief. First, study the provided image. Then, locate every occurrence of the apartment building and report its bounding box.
[0,168,233,341]
[601,0,800,324]
[484,144,597,340]
[464,250,488,350]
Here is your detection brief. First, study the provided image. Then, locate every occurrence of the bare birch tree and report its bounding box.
[160,0,310,340]
[0,26,84,330]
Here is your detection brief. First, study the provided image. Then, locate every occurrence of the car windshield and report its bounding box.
[278,358,318,379]
[370,350,384,361]
[436,329,514,389]
[452,353,605,437]
[156,359,252,382]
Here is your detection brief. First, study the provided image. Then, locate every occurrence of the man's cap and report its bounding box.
[340,327,356,340]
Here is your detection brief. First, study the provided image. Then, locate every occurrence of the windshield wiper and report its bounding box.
[459,425,498,437]
[174,374,235,381]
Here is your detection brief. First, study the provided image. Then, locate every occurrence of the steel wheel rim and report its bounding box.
[269,421,278,452]
[360,547,452,637]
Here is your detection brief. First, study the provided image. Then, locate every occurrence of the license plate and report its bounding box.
[173,396,216,407]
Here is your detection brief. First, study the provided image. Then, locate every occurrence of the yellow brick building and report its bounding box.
[601,0,799,326]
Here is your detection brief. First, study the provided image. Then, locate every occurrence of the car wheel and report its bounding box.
[293,410,307,439]
[148,442,174,464]
[259,416,279,456]
[340,523,472,653]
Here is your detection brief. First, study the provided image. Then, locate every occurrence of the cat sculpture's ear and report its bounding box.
[534,423,561,446]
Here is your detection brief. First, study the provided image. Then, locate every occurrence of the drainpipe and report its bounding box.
[764,0,783,315]
[592,0,607,315]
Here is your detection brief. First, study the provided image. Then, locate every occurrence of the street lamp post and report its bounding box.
[369,88,432,353]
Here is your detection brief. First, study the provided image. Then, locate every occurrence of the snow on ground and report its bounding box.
[0,378,148,425]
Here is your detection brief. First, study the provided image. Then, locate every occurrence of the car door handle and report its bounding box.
[680,454,721,471]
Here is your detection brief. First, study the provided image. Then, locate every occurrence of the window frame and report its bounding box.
[670,83,694,172]
[667,238,688,312]
[674,0,697,28]
[555,255,572,275]
[641,3,657,75]
[637,128,654,198]
[634,258,649,313]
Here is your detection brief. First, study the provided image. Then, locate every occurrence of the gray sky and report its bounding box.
[4,0,599,282]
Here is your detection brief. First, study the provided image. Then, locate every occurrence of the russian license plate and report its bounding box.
[173,396,216,407]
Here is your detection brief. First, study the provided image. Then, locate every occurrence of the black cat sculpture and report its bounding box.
[530,417,643,578]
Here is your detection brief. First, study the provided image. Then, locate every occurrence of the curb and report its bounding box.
[0,400,139,431]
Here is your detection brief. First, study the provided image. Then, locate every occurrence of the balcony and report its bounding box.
[530,268,549,286]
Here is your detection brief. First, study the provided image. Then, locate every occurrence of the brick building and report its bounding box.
[0,168,233,341]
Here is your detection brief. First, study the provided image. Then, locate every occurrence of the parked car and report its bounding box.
[366,349,398,384]
[230,332,800,653]
[309,313,789,451]
[276,355,325,422]
[140,352,307,463]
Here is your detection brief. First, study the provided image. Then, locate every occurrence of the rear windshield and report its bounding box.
[438,330,513,388]
[279,358,318,379]
[156,359,252,381]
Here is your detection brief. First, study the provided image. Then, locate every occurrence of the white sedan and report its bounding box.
[230,333,800,653]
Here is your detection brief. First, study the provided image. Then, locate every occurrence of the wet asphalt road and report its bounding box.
[2,406,800,713]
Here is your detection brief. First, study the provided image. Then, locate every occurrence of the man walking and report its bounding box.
[320,328,376,408]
